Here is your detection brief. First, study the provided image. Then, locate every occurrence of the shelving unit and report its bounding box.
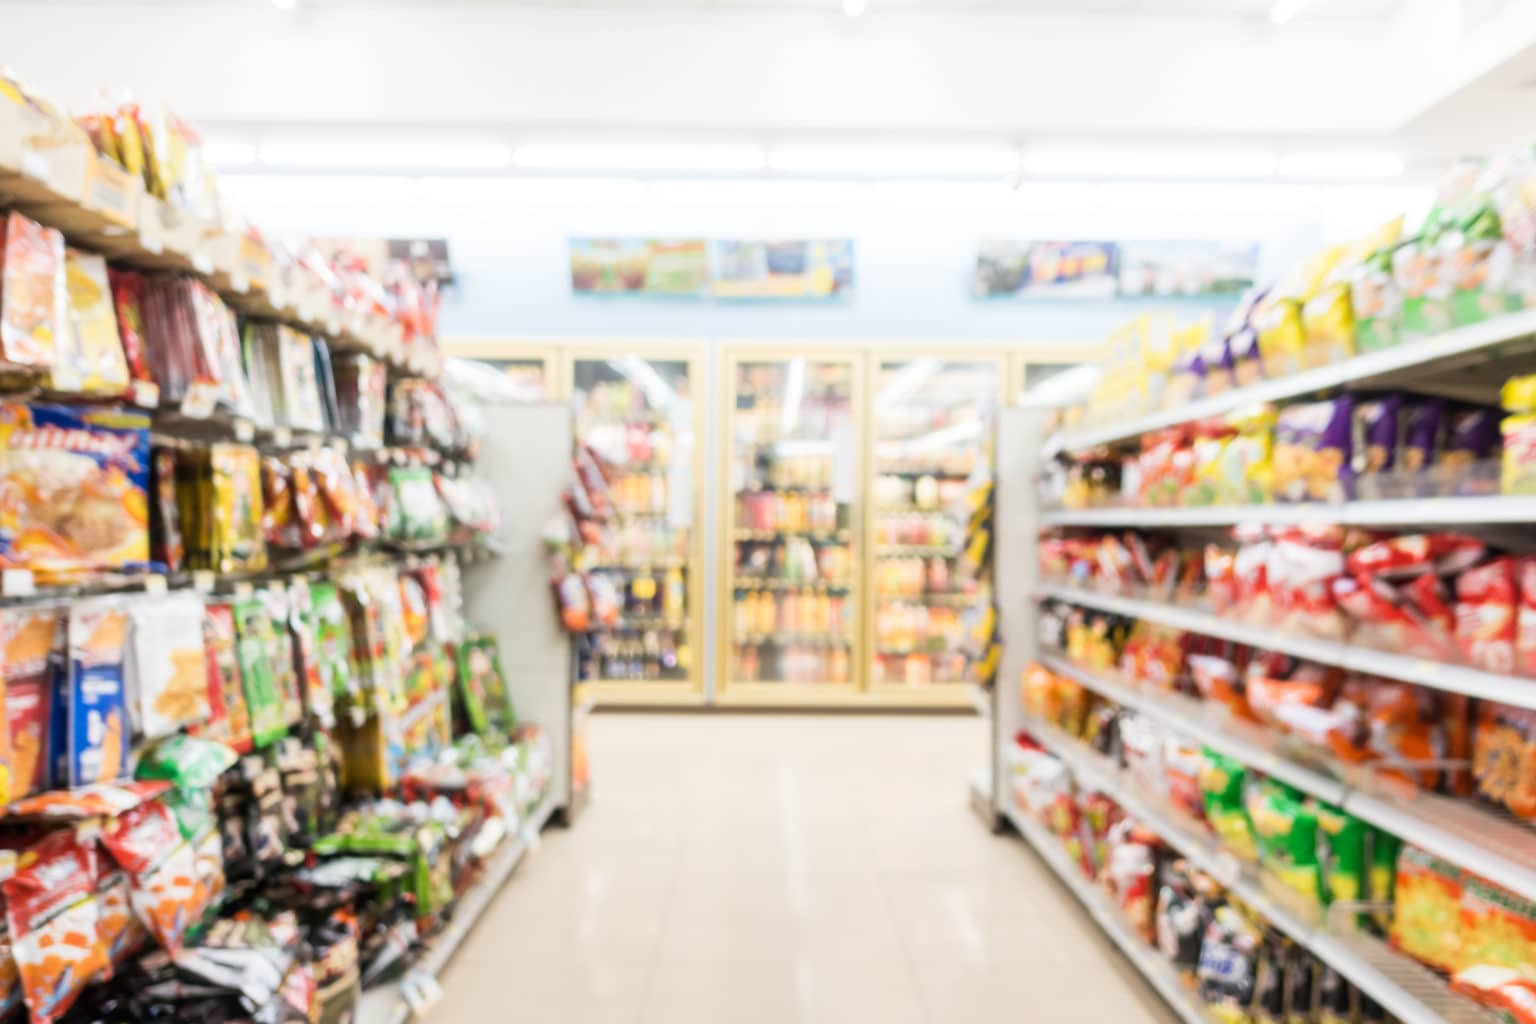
[1044,494,1536,528]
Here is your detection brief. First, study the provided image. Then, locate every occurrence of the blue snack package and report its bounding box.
[67,600,131,787]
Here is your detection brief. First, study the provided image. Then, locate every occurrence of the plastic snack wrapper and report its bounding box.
[100,799,207,953]
[0,404,151,582]
[3,831,112,1024]
[1453,966,1536,1024]
[68,598,131,786]
[232,597,288,749]
[106,268,155,394]
[1472,701,1536,820]
[201,603,253,753]
[1,607,61,799]
[1391,845,1465,972]
[125,591,210,740]
[1456,557,1518,673]
[1272,399,1353,503]
[50,250,130,398]
[0,211,64,372]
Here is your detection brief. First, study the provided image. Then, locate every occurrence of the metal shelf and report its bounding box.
[1042,495,1536,529]
[1043,308,1536,456]
[356,795,557,1024]
[1001,802,1215,1024]
[1038,583,1536,712]
[1038,654,1536,907]
[1016,716,1499,1024]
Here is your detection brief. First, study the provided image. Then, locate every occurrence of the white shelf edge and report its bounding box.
[1037,584,1536,713]
[1000,803,1214,1024]
[1038,652,1536,908]
[1016,715,1498,1024]
[357,794,558,1024]
[1043,308,1536,456]
[967,683,992,718]
[1042,495,1536,529]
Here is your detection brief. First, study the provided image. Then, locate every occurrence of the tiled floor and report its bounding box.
[436,712,1180,1023]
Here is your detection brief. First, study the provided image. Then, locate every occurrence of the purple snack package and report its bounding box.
[1228,327,1263,388]
[1274,397,1354,503]
[1352,395,1403,477]
[1163,348,1206,409]
[1401,399,1446,474]
[1443,407,1500,465]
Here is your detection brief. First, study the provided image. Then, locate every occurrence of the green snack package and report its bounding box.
[1200,750,1257,862]
[1367,827,1402,933]
[455,633,514,736]
[161,786,217,841]
[1351,247,1402,352]
[135,733,239,789]
[311,581,364,726]
[232,598,286,748]
[315,807,453,918]
[1247,781,1323,907]
[1313,802,1365,908]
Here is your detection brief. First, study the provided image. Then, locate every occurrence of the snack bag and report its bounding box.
[0,404,151,582]
[106,269,154,392]
[1459,874,1536,976]
[201,604,252,753]
[1473,702,1536,820]
[99,800,205,952]
[1503,411,1536,496]
[1352,245,1403,353]
[456,633,514,736]
[1199,750,1257,861]
[1313,803,1366,906]
[1453,966,1536,1023]
[1,607,59,798]
[0,212,64,371]
[3,832,111,1024]
[1349,395,1401,492]
[1247,781,1324,907]
[209,444,267,573]
[50,251,129,397]
[1197,904,1263,1021]
[1391,845,1465,972]
[97,869,149,966]
[67,600,130,786]
[1272,399,1352,503]
[232,598,287,748]
[150,448,183,573]
[125,591,210,740]
[1456,557,1518,673]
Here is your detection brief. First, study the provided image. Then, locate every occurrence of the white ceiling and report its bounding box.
[2,0,1407,13]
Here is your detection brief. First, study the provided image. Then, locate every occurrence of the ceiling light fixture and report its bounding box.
[1276,150,1405,179]
[843,0,868,16]
[1020,145,1277,179]
[1269,0,1310,24]
[257,139,513,170]
[767,143,1018,178]
[511,140,767,173]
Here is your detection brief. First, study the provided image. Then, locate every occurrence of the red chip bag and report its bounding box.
[1518,556,1536,677]
[3,832,111,1024]
[1346,533,1485,578]
[1402,572,1457,658]
[99,801,204,952]
[1452,966,1536,1024]
[1456,557,1517,673]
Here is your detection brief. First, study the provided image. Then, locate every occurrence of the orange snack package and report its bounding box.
[2,831,111,1024]
[100,800,207,952]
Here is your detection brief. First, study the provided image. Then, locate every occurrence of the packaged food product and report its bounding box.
[49,250,129,398]
[106,269,154,391]
[1452,966,1536,1024]
[1247,781,1323,907]
[232,598,287,748]
[209,444,266,573]
[0,211,64,371]
[1456,557,1518,673]
[96,869,148,967]
[3,831,111,1024]
[149,448,183,573]
[201,604,252,753]
[0,404,151,582]
[1503,410,1536,495]
[1350,395,1402,485]
[68,600,130,786]
[1352,244,1403,353]
[1158,859,1217,977]
[1197,904,1263,1021]
[1345,532,1485,579]
[1272,399,1353,503]
[125,592,209,740]
[1473,702,1536,820]
[1314,803,1366,906]
[1402,398,1447,483]
[1,607,60,798]
[1459,874,1536,976]
[1391,845,1464,972]
[1200,750,1256,860]
[99,799,205,952]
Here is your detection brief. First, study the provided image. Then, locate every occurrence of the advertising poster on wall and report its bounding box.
[569,238,711,297]
[712,239,855,301]
[1116,240,1259,298]
[972,240,1119,299]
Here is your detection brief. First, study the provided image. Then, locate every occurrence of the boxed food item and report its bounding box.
[0,404,151,582]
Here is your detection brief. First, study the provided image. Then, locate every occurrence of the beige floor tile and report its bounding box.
[427,712,1185,1023]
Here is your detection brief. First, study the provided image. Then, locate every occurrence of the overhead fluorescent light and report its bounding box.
[512,141,767,173]
[257,139,513,169]
[843,0,868,15]
[767,143,1019,178]
[203,139,258,168]
[1020,146,1277,179]
[1276,150,1405,179]
[272,0,297,9]
[1270,0,1310,24]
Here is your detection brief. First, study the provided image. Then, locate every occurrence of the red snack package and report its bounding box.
[1271,532,1346,639]
[201,605,251,753]
[100,800,205,952]
[1188,652,1256,721]
[1452,967,1536,1024]
[97,870,150,966]
[1472,702,1536,820]
[0,211,64,370]
[1519,557,1536,677]
[1347,533,1487,579]
[1,608,62,798]
[3,831,111,1024]
[1402,573,1457,658]
[1205,544,1237,613]
[1456,557,1517,673]
[106,269,154,389]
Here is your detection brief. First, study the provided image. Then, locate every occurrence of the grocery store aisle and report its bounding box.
[436,713,1179,1023]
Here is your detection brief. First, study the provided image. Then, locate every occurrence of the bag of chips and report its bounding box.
[0,212,64,372]
[51,250,129,398]
[3,832,111,1024]
[100,799,206,953]
[68,599,131,786]
[0,607,60,799]
[1391,845,1464,972]
[125,591,210,740]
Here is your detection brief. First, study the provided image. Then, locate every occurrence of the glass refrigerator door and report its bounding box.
[726,355,860,691]
[870,357,999,693]
[569,355,699,692]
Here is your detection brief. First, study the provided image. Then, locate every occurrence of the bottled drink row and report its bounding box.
[589,630,691,682]
[736,489,843,533]
[732,589,851,638]
[735,538,853,586]
[874,555,963,598]
[874,602,967,652]
[873,513,964,549]
[873,650,970,686]
[596,566,688,624]
[732,643,853,686]
[612,470,671,517]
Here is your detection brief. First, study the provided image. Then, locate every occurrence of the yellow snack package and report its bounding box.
[50,250,130,397]
[1502,412,1536,495]
[1502,373,1536,414]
